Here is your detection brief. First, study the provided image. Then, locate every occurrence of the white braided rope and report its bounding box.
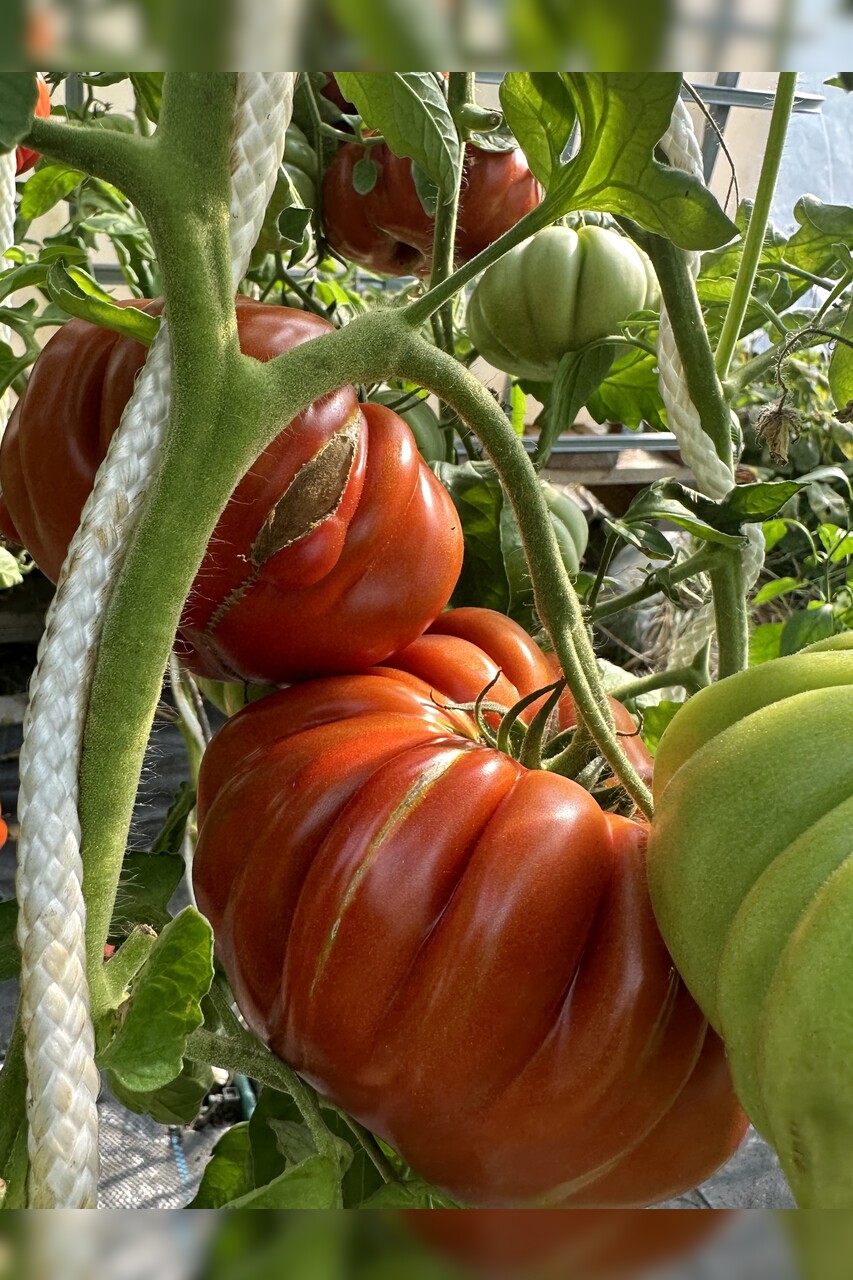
[0,149,16,437]
[15,72,294,1209]
[657,99,764,667]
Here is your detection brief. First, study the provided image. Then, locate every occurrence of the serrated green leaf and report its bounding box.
[829,293,853,417]
[335,73,461,202]
[639,700,683,756]
[151,783,197,856]
[535,344,614,464]
[718,480,803,525]
[510,380,527,436]
[761,518,790,553]
[0,260,50,302]
[0,73,39,154]
[432,461,509,614]
[553,75,736,250]
[107,1057,214,1127]
[99,907,214,1093]
[499,72,575,188]
[227,1155,343,1209]
[359,1177,458,1208]
[189,1123,254,1209]
[18,165,84,222]
[780,605,836,656]
[752,576,801,605]
[130,74,164,123]
[606,517,675,560]
[623,480,746,548]
[411,161,439,218]
[585,346,665,430]
[786,196,853,278]
[0,546,23,589]
[46,263,159,344]
[750,621,785,665]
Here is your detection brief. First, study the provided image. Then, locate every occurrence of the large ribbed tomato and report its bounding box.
[15,73,50,175]
[0,299,463,683]
[193,607,746,1207]
[322,142,543,276]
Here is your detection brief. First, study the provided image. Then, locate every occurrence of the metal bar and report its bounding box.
[521,433,680,455]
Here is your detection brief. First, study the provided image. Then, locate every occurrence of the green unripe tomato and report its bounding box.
[253,124,318,261]
[466,224,659,382]
[369,388,446,464]
[647,632,853,1207]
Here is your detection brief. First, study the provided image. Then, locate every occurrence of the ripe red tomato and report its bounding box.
[0,299,463,683]
[323,142,543,276]
[402,1208,733,1278]
[16,73,50,176]
[194,607,746,1206]
[0,814,7,849]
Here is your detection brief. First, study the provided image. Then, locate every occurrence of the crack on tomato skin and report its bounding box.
[251,420,361,568]
[309,747,469,999]
[200,419,361,646]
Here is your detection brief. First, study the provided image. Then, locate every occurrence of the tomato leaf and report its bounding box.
[761,518,790,554]
[46,263,160,344]
[335,73,462,203]
[129,73,163,123]
[0,72,38,154]
[98,907,214,1093]
[499,72,576,188]
[718,480,804,525]
[749,622,784,665]
[785,196,853,278]
[359,1177,459,1208]
[752,577,801,605]
[622,481,746,548]
[18,164,84,221]
[550,75,736,251]
[189,1123,255,1209]
[829,293,853,418]
[639,700,683,755]
[535,344,614,464]
[432,461,510,614]
[108,1057,214,1127]
[606,517,675,560]
[780,605,836,656]
[585,346,665,430]
[227,1155,343,1209]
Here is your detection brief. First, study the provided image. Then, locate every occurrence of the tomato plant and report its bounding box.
[466,224,658,381]
[1,68,842,1230]
[322,140,543,276]
[194,607,745,1206]
[0,298,463,683]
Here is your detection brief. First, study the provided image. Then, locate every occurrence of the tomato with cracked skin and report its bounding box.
[193,606,746,1207]
[0,298,463,684]
[323,141,543,277]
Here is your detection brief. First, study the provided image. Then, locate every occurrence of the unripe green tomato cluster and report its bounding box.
[466,224,659,382]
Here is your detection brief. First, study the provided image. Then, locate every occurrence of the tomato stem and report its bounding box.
[714,73,798,384]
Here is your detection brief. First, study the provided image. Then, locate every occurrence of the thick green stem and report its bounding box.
[710,551,749,678]
[714,73,798,382]
[367,332,653,817]
[186,1026,339,1164]
[21,115,152,208]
